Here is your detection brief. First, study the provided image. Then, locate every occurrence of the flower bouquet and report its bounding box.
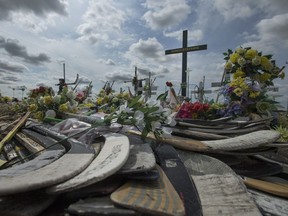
[95,89,131,114]
[27,86,78,121]
[221,47,285,117]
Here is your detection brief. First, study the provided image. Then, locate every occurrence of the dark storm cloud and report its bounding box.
[137,68,158,76]
[0,59,26,73]
[0,80,11,84]
[2,75,20,82]
[0,0,68,20]
[0,36,51,65]
[105,73,132,82]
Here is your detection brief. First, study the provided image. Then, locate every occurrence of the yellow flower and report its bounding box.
[239,82,249,91]
[236,47,246,55]
[237,57,246,66]
[97,98,103,105]
[229,53,240,63]
[35,111,44,121]
[249,91,260,98]
[259,73,271,82]
[225,62,233,70]
[43,96,53,105]
[28,104,38,112]
[58,103,69,112]
[103,96,109,104]
[112,97,119,103]
[231,77,245,87]
[244,49,258,59]
[233,69,246,79]
[261,56,273,72]
[252,56,261,66]
[122,92,130,99]
[3,96,12,102]
[279,72,285,79]
[110,106,116,112]
[233,88,243,97]
[71,107,78,113]
[99,89,106,96]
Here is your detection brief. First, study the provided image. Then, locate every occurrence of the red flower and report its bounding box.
[166,81,173,87]
[176,101,211,119]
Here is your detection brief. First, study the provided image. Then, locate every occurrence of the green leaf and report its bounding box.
[146,106,160,113]
[141,128,149,139]
[157,91,168,101]
[128,95,142,108]
[263,54,273,59]
[223,52,228,56]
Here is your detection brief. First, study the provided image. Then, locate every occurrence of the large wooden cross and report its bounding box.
[165,30,207,97]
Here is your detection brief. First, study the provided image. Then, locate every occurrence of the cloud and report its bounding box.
[2,75,21,82]
[0,0,68,21]
[241,13,288,53]
[76,0,127,45]
[164,29,203,41]
[142,0,191,30]
[213,0,255,21]
[0,36,51,65]
[137,67,153,76]
[98,58,116,66]
[0,80,11,84]
[126,37,165,60]
[213,0,288,22]
[105,72,133,82]
[0,58,28,73]
[78,77,92,84]
[257,13,288,42]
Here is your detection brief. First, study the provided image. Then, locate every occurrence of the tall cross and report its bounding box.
[165,30,207,97]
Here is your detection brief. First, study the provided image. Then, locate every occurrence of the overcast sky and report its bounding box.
[0,0,287,107]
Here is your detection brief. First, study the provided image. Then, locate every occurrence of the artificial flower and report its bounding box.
[222,46,285,117]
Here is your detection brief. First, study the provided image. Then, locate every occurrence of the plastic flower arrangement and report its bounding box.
[0,95,27,116]
[95,89,131,114]
[157,81,180,110]
[28,86,55,99]
[176,101,209,119]
[175,101,225,120]
[27,86,78,121]
[104,95,176,139]
[221,47,285,116]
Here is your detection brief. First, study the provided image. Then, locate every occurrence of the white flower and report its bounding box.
[165,116,176,126]
[252,56,261,66]
[135,119,145,130]
[112,97,118,103]
[66,90,76,99]
[151,121,161,132]
[134,110,144,122]
[237,57,246,66]
[162,126,173,135]
[236,47,246,55]
[162,108,172,117]
[116,102,132,115]
[53,95,61,104]
[146,98,160,107]
[70,100,79,109]
[45,109,56,118]
[38,96,44,105]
